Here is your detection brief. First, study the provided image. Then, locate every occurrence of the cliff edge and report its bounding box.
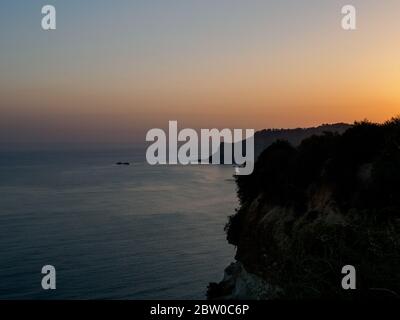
[208,118,400,299]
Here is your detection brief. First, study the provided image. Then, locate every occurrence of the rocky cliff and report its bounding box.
[208,118,400,299]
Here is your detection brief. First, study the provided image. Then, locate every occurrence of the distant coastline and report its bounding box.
[209,123,351,164]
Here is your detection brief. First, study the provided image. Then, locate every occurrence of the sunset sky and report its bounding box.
[1,0,400,148]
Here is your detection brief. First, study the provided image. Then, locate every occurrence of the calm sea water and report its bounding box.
[0,149,237,299]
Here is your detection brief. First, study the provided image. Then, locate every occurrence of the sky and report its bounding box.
[0,0,400,148]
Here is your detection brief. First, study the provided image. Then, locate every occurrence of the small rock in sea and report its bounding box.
[116,162,130,166]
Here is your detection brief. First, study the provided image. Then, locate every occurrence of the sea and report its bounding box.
[0,148,237,299]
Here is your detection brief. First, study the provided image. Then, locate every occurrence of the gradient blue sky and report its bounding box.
[1,1,400,148]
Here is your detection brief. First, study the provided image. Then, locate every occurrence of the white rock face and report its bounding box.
[217,262,282,300]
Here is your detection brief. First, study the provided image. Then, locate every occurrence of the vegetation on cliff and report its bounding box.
[216,117,400,299]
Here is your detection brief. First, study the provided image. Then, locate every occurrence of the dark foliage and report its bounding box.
[234,118,400,215]
[224,117,400,299]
